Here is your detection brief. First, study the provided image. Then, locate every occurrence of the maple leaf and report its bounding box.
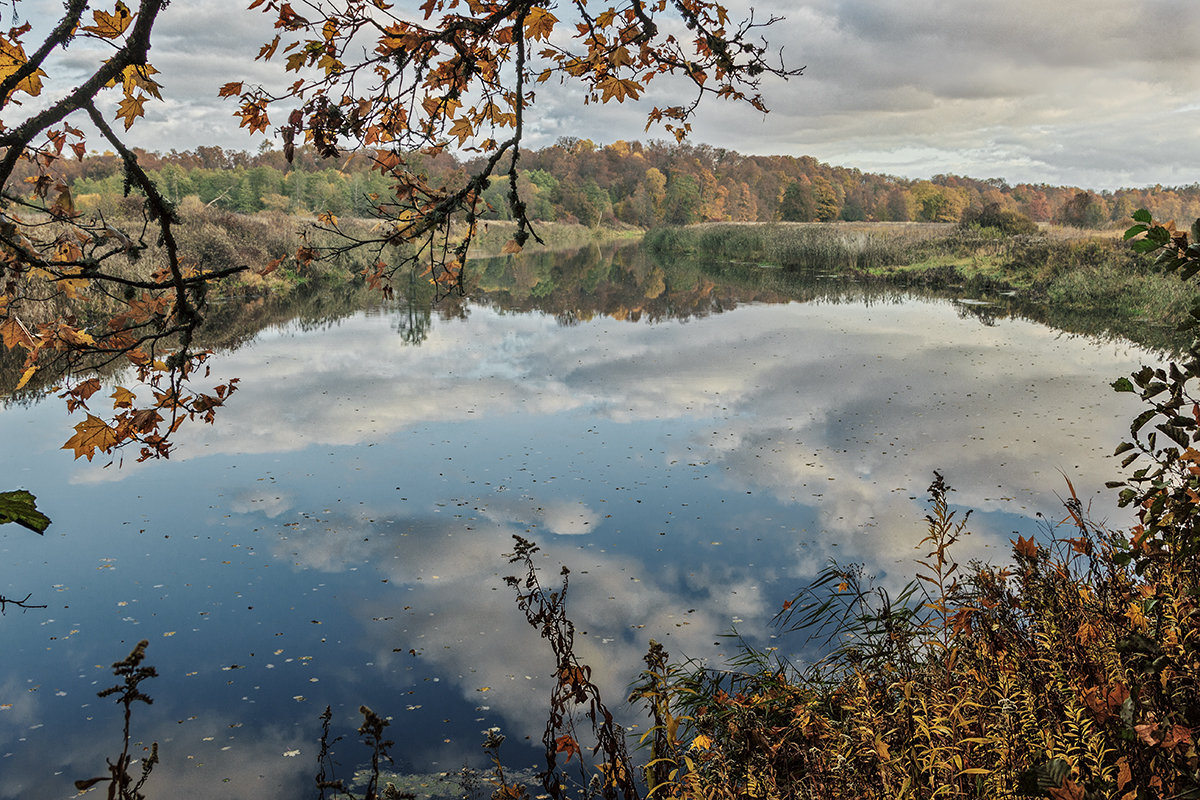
[82,1,134,39]
[524,7,558,41]
[111,386,136,409]
[116,92,147,130]
[62,414,120,460]
[554,734,581,763]
[73,378,103,402]
[120,63,162,100]
[55,324,96,348]
[448,116,473,147]
[1013,535,1037,559]
[257,35,281,61]
[128,407,163,434]
[0,35,45,99]
[598,76,642,103]
[0,315,36,350]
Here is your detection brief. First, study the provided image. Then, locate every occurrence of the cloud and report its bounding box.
[268,508,768,741]
[19,0,1198,188]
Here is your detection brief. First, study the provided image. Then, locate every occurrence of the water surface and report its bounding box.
[0,255,1157,798]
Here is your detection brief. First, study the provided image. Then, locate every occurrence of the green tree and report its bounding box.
[779,180,816,221]
[662,172,702,225]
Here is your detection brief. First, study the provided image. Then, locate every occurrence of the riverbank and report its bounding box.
[644,221,1198,339]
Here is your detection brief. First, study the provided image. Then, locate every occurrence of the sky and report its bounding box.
[21,0,1200,190]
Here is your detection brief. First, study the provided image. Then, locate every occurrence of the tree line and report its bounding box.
[42,140,1200,230]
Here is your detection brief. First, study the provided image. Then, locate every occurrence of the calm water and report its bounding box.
[0,257,1156,798]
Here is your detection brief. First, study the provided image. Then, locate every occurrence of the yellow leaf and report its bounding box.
[15,364,36,390]
[0,315,36,350]
[82,1,134,39]
[0,35,45,98]
[448,116,473,147]
[60,277,90,300]
[56,326,96,348]
[62,414,120,461]
[690,734,712,751]
[524,7,558,41]
[121,63,162,100]
[501,239,522,255]
[111,386,136,409]
[116,92,147,131]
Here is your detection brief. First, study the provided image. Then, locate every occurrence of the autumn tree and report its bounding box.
[0,0,248,461]
[228,0,802,295]
[0,0,801,461]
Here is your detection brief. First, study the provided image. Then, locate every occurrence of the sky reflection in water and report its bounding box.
[0,295,1154,798]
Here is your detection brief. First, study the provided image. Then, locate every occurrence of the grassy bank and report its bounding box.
[646,222,1198,337]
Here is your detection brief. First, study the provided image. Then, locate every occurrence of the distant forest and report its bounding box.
[46,138,1200,229]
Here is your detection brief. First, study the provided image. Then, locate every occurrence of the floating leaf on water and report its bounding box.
[0,490,50,534]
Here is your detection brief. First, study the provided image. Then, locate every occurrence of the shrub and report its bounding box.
[960,202,1039,236]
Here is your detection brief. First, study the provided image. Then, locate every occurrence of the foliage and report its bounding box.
[1107,209,1200,572]
[0,1,252,459]
[52,141,1200,233]
[75,640,160,800]
[616,473,1200,800]
[0,488,48,611]
[960,202,1038,236]
[0,0,801,456]
[228,0,801,296]
[0,487,48,534]
[613,211,1200,800]
[505,535,641,800]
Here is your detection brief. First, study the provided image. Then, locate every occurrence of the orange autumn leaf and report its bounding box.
[115,92,147,130]
[111,386,136,409]
[554,734,581,763]
[1013,535,1037,559]
[82,1,134,39]
[62,414,120,460]
[0,315,36,350]
[524,7,558,41]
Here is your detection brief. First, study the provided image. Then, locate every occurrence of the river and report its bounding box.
[0,244,1160,798]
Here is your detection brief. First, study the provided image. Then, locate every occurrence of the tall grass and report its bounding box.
[645,223,958,272]
[626,473,1200,800]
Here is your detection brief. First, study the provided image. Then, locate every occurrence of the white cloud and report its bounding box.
[18,0,1197,189]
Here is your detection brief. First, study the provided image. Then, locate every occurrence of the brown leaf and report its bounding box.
[62,414,120,461]
[116,92,147,130]
[1013,535,1037,559]
[82,1,134,38]
[0,315,36,350]
[111,386,136,409]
